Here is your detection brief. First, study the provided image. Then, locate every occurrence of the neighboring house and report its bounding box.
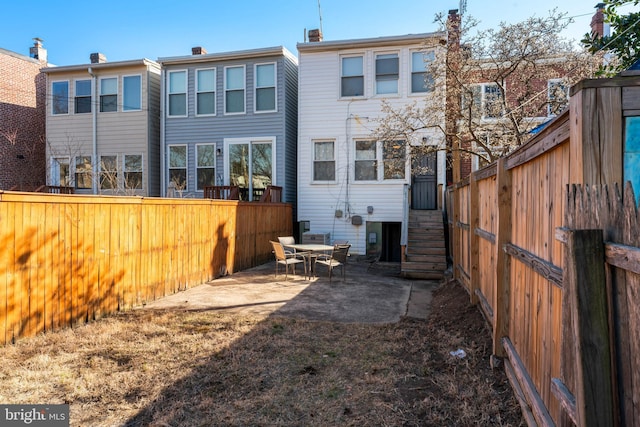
[43,53,161,196]
[297,31,448,258]
[0,39,47,190]
[158,46,298,207]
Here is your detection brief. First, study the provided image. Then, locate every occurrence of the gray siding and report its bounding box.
[282,54,298,211]
[147,69,161,196]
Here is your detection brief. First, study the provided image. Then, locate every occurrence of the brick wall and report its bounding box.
[0,48,46,190]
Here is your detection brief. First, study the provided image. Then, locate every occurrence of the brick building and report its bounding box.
[0,39,47,190]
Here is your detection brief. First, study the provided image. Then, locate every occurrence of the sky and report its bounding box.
[0,0,632,66]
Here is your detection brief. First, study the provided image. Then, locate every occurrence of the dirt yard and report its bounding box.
[0,281,523,426]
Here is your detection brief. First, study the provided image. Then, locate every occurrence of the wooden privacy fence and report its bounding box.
[448,74,640,426]
[0,191,292,345]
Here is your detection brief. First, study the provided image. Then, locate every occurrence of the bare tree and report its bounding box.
[374,9,605,174]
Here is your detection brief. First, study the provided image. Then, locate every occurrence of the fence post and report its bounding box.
[493,157,511,357]
[564,228,614,426]
[469,171,479,305]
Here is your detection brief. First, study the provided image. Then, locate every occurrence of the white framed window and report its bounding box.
[168,145,187,191]
[548,79,569,116]
[354,140,377,181]
[168,70,187,117]
[51,157,70,186]
[225,65,245,114]
[313,140,335,181]
[74,79,92,114]
[383,140,406,180]
[255,63,276,112]
[341,56,364,97]
[196,144,216,190]
[465,83,504,120]
[100,77,118,112]
[124,154,143,190]
[99,155,118,190]
[411,51,435,93]
[75,155,92,189]
[196,68,216,116]
[51,81,69,115]
[123,75,142,111]
[375,53,399,95]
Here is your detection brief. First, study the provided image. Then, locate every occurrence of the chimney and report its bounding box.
[29,38,47,63]
[90,52,107,64]
[591,3,609,37]
[192,46,207,55]
[308,29,323,42]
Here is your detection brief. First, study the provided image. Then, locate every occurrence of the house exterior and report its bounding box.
[0,40,47,190]
[42,54,161,196]
[297,31,448,258]
[158,46,298,207]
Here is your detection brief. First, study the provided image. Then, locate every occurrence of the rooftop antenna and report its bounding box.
[318,0,324,35]
[459,0,467,15]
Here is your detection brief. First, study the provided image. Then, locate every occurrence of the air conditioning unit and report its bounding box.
[302,232,330,245]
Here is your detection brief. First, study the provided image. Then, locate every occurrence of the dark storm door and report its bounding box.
[411,152,437,210]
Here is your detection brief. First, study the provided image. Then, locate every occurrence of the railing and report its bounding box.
[203,185,240,200]
[259,185,282,203]
[36,185,75,194]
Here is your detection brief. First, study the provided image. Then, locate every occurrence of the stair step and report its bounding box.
[401,271,444,280]
[405,253,446,262]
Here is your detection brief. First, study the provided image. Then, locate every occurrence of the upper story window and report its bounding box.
[123,75,142,111]
[341,56,364,97]
[196,144,216,190]
[313,140,335,181]
[355,140,377,181]
[196,68,216,116]
[548,79,568,116]
[375,53,399,95]
[255,63,276,112]
[411,51,435,93]
[52,81,69,115]
[465,83,504,120]
[225,66,245,114]
[100,77,117,112]
[168,70,187,117]
[383,140,406,180]
[74,79,92,114]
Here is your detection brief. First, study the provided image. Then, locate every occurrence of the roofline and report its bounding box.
[0,47,42,65]
[158,46,297,65]
[297,31,446,52]
[42,58,160,74]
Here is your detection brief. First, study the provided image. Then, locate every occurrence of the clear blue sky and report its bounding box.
[0,0,627,65]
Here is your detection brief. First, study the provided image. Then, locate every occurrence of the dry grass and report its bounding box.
[0,282,523,426]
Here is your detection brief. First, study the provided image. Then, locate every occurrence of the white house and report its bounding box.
[296,31,447,260]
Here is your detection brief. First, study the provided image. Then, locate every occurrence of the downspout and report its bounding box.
[160,67,166,197]
[88,67,98,194]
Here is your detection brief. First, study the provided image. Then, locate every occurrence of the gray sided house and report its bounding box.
[43,54,161,196]
[158,46,298,209]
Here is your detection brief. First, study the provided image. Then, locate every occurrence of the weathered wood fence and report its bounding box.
[448,73,640,426]
[0,191,292,345]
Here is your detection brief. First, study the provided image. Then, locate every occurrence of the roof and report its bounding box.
[0,47,42,65]
[158,46,297,66]
[297,31,446,53]
[42,58,160,74]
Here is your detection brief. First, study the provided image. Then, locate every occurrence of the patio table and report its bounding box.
[283,243,334,279]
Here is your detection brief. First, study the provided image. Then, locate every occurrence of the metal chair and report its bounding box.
[270,241,306,281]
[315,244,351,283]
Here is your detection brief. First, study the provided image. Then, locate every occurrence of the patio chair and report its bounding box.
[270,240,306,281]
[278,236,297,257]
[315,244,351,283]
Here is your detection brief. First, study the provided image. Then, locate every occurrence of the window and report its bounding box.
[376,53,399,95]
[100,155,118,190]
[196,69,216,115]
[225,66,245,114]
[466,83,504,120]
[168,70,187,116]
[74,80,91,114]
[51,157,70,186]
[75,156,92,189]
[124,154,143,189]
[168,145,187,190]
[52,81,69,115]
[548,79,568,116]
[255,63,276,112]
[196,144,216,190]
[355,140,377,181]
[411,51,435,93]
[383,141,406,179]
[313,141,335,181]
[100,77,117,112]
[123,75,141,111]
[341,56,364,97]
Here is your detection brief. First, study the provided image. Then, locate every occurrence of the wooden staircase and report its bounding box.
[401,209,447,280]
